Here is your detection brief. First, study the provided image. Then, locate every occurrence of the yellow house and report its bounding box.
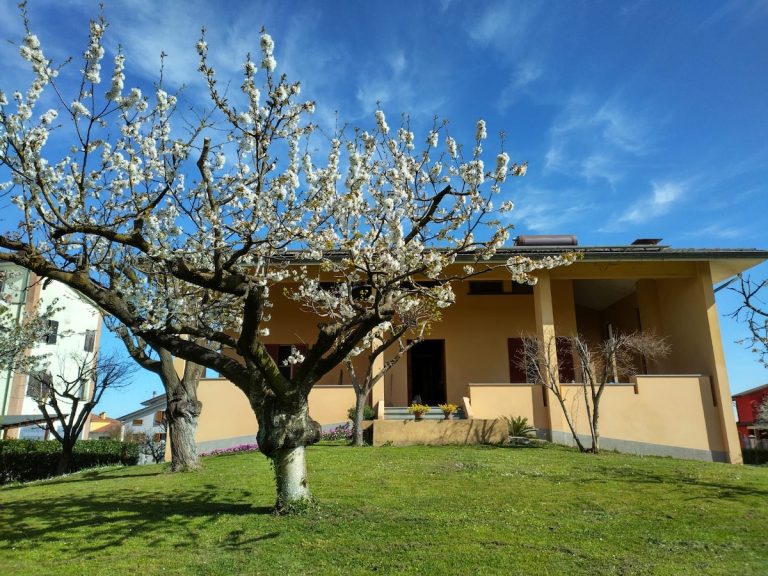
[194,238,768,464]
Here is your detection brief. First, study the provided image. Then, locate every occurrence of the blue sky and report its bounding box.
[1,0,767,415]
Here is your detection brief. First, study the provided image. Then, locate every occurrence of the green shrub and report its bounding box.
[0,439,139,484]
[502,415,537,438]
[347,405,376,420]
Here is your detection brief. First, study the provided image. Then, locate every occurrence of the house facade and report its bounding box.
[189,240,767,464]
[732,383,768,448]
[0,264,103,440]
[117,393,167,442]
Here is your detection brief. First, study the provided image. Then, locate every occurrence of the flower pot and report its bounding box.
[443,413,453,420]
[414,413,424,421]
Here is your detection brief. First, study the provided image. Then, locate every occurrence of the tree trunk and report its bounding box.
[167,406,200,471]
[250,390,320,513]
[591,402,601,454]
[273,446,311,510]
[352,390,368,446]
[56,443,74,476]
[161,357,203,471]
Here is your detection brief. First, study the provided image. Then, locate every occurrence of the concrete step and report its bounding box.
[383,406,466,420]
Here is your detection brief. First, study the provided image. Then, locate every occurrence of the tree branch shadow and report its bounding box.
[0,485,277,554]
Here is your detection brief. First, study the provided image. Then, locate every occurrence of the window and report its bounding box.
[132,419,143,426]
[468,281,504,295]
[26,373,52,398]
[508,282,534,295]
[42,320,59,345]
[83,329,96,352]
[154,411,165,425]
[153,433,163,442]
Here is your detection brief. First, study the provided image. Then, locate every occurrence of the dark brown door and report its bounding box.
[408,340,446,405]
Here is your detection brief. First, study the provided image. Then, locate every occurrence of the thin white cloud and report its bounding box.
[468,2,537,49]
[508,185,593,234]
[497,60,543,110]
[618,180,685,224]
[546,96,652,186]
[683,223,743,240]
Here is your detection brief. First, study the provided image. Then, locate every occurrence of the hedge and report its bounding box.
[742,448,768,465]
[0,439,139,484]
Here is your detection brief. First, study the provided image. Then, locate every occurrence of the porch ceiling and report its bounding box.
[573,279,637,311]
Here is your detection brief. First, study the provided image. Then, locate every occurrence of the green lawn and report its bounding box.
[1,443,766,575]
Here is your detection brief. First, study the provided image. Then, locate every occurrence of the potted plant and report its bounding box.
[408,403,431,421]
[438,403,458,420]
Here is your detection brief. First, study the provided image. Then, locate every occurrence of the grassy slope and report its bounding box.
[1,444,766,575]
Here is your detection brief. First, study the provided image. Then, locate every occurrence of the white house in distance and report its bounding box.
[0,263,102,440]
[117,393,167,442]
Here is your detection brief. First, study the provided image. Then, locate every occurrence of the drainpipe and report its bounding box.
[0,268,31,438]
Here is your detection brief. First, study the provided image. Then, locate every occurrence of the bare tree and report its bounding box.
[521,332,668,453]
[32,351,135,474]
[128,420,167,464]
[729,274,768,368]
[343,296,438,445]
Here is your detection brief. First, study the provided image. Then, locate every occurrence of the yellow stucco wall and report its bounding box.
[195,378,356,443]
[191,259,743,461]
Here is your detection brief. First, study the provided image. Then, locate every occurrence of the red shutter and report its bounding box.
[508,338,527,383]
[556,337,575,383]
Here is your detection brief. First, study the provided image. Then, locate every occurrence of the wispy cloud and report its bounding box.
[546,96,653,185]
[618,180,686,224]
[508,185,593,234]
[497,60,543,110]
[468,2,539,49]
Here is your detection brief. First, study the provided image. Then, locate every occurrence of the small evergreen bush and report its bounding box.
[347,405,376,420]
[502,415,537,438]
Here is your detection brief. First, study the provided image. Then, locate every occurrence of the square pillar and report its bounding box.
[696,263,743,464]
[533,271,564,440]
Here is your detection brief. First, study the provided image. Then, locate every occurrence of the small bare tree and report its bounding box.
[343,296,438,445]
[729,274,768,368]
[129,422,167,464]
[32,351,135,474]
[521,332,668,453]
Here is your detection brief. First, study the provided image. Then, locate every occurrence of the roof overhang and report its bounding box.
[0,414,58,430]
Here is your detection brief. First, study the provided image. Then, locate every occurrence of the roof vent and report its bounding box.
[631,238,662,246]
[515,235,578,247]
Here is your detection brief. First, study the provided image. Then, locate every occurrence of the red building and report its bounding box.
[733,384,768,448]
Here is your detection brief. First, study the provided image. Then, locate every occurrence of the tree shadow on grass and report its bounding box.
[596,465,768,501]
[0,468,164,491]
[0,485,276,554]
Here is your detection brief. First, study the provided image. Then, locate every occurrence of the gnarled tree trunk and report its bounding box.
[159,351,204,471]
[250,390,320,512]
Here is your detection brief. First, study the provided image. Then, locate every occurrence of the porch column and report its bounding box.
[695,262,743,464]
[370,338,385,408]
[533,270,564,441]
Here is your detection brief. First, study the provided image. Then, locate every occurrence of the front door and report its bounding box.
[408,339,446,405]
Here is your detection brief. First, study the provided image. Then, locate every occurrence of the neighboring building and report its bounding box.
[0,264,102,439]
[191,239,768,464]
[117,393,167,443]
[89,412,123,440]
[733,383,768,448]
